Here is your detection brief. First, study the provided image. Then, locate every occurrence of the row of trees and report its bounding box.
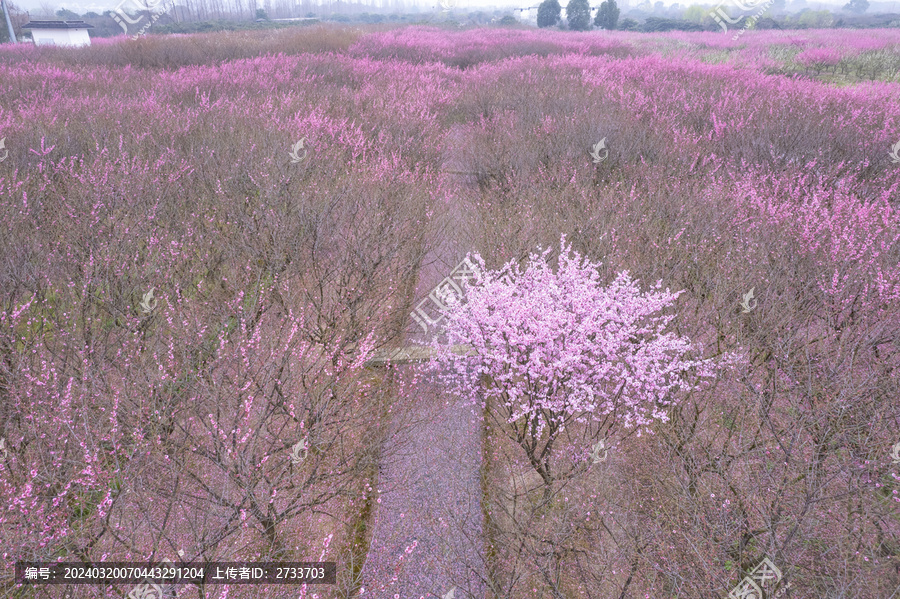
[534,0,882,31]
[11,0,424,33]
[537,0,621,29]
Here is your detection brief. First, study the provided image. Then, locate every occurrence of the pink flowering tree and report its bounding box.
[429,236,740,498]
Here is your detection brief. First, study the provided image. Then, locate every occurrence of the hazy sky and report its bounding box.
[12,0,871,23]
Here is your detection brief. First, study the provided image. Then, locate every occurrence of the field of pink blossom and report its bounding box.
[1,23,899,599]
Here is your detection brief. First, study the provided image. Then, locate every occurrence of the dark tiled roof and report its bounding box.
[22,20,95,29]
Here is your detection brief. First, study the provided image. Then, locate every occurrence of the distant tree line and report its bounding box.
[537,0,624,30]
[535,0,893,31]
[3,0,430,35]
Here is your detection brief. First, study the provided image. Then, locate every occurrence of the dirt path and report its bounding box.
[358,365,486,599]
[358,125,486,599]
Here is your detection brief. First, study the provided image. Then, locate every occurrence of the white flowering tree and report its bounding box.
[429,236,740,497]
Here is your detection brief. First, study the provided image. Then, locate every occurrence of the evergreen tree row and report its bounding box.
[537,0,620,30]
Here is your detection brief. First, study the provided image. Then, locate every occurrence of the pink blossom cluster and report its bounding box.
[794,46,843,67]
[428,237,742,435]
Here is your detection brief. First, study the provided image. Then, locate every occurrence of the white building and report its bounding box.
[22,20,94,47]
